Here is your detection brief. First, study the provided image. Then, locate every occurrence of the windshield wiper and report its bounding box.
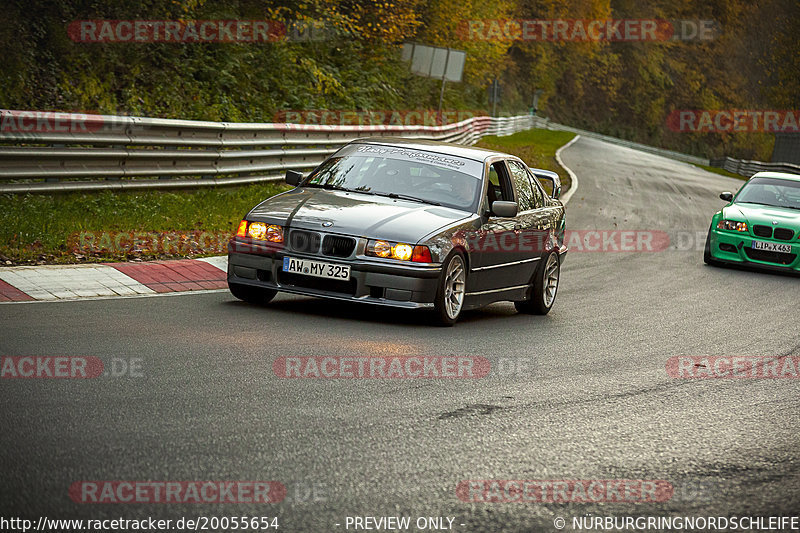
[306,182,350,191]
[375,192,441,206]
[307,184,441,205]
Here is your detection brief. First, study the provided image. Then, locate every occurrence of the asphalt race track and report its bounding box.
[2,136,799,532]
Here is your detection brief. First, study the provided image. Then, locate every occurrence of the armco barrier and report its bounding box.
[709,156,800,178]
[0,111,534,193]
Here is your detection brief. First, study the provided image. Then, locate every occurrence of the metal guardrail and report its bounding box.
[709,157,800,178]
[0,111,534,193]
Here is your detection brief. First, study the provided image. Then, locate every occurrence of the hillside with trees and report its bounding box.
[1,0,797,160]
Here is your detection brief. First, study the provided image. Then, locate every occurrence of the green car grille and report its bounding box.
[752,224,795,240]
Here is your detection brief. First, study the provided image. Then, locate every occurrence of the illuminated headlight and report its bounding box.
[366,240,432,262]
[716,220,748,232]
[238,221,284,243]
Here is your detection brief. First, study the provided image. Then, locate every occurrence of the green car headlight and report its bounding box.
[716,220,748,232]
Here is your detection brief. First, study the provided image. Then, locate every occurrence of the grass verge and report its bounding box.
[476,128,577,193]
[0,128,577,265]
[0,182,290,265]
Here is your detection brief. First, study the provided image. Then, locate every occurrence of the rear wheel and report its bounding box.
[515,251,560,315]
[433,252,466,327]
[229,282,277,305]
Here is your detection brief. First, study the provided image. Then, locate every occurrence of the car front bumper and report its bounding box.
[709,229,800,272]
[227,244,442,309]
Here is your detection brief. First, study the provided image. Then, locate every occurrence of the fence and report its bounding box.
[0,111,534,194]
[709,157,800,178]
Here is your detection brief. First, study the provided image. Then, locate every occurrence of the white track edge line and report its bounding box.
[556,134,581,205]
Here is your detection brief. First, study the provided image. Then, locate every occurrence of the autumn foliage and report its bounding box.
[0,0,797,160]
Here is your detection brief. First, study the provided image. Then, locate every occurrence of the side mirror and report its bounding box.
[719,192,733,202]
[286,170,304,186]
[537,174,562,200]
[491,201,518,218]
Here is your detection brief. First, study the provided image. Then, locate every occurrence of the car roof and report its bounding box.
[750,171,800,182]
[352,137,512,163]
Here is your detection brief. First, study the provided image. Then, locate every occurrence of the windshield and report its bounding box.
[304,145,482,210]
[735,177,800,210]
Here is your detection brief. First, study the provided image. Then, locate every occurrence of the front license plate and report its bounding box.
[282,256,351,280]
[751,240,792,253]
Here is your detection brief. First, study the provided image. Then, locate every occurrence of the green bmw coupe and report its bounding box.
[704,171,800,272]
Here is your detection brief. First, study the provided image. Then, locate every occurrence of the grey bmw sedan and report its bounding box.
[227,137,568,325]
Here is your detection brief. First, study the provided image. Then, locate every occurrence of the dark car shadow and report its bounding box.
[221,293,521,327]
[705,262,800,279]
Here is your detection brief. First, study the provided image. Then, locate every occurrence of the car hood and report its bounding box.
[249,188,471,242]
[724,203,800,228]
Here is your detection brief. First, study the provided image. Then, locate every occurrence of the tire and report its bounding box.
[515,251,560,315]
[433,251,467,327]
[703,227,721,266]
[229,282,277,305]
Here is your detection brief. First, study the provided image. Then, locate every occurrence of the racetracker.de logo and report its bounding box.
[69,231,232,256]
[274,110,485,127]
[456,480,673,503]
[0,110,104,134]
[273,356,491,379]
[458,19,716,42]
[667,110,800,133]
[460,230,670,254]
[70,481,286,504]
[666,356,800,379]
[68,20,285,43]
[0,356,103,379]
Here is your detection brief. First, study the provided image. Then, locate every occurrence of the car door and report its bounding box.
[506,158,550,270]
[528,168,566,253]
[467,159,533,296]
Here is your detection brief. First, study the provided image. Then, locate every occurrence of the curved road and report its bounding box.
[2,136,799,532]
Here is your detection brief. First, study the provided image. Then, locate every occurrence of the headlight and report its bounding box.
[237,221,284,243]
[366,240,432,262]
[716,220,748,232]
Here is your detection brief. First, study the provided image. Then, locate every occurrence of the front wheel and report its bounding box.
[515,251,560,315]
[703,227,721,266]
[433,252,467,326]
[229,282,277,305]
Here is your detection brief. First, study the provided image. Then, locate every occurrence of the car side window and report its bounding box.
[526,170,545,208]
[507,160,536,211]
[485,161,513,206]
